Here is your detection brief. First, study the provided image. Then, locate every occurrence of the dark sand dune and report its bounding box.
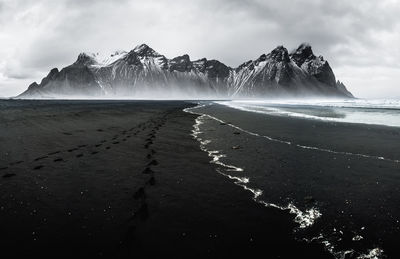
[0,100,332,258]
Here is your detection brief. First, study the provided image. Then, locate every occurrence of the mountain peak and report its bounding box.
[133,43,160,57]
[169,54,192,72]
[269,46,290,62]
[295,43,313,53]
[74,52,98,66]
[133,43,150,51]
[19,42,354,99]
[290,43,316,66]
[171,54,190,62]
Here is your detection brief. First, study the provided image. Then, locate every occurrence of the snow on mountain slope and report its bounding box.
[18,43,353,98]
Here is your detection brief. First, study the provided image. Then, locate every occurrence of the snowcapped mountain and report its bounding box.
[228,43,352,97]
[18,43,353,98]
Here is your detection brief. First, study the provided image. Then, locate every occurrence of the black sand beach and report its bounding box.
[0,100,333,258]
[191,103,400,258]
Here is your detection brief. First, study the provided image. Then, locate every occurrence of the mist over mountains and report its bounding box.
[18,43,353,99]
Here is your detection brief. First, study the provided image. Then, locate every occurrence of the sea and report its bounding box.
[185,98,400,259]
[217,99,400,128]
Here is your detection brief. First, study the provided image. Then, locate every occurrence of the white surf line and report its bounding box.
[184,103,385,259]
[305,233,383,259]
[185,103,400,164]
[184,105,322,229]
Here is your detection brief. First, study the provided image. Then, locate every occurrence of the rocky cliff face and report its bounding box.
[228,43,352,97]
[18,43,353,98]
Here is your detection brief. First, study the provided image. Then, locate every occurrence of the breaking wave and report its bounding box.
[218,99,400,128]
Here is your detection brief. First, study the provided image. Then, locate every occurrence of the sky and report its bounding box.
[0,0,399,98]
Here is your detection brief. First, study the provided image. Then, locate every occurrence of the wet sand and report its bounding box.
[0,100,331,258]
[192,103,400,258]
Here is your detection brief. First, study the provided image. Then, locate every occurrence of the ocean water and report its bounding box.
[185,100,400,259]
[217,99,400,128]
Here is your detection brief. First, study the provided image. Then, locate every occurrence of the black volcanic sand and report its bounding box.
[193,103,400,258]
[0,100,332,258]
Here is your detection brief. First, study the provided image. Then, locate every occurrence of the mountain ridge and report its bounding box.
[18,43,354,99]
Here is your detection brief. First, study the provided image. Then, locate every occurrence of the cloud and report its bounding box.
[0,0,399,98]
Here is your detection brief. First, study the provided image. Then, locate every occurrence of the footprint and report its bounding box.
[112,141,119,145]
[33,165,44,170]
[147,176,156,186]
[76,154,83,158]
[53,158,64,162]
[91,151,99,155]
[146,154,152,159]
[136,203,149,221]
[105,147,111,150]
[148,160,158,166]
[97,129,104,132]
[133,187,146,200]
[142,168,154,174]
[48,151,61,155]
[62,132,72,136]
[68,148,78,152]
[34,156,48,161]
[95,144,102,147]
[2,173,16,178]
[9,161,24,165]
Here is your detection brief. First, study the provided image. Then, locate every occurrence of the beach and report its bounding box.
[0,100,332,258]
[190,102,400,258]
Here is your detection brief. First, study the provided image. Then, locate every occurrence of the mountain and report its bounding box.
[18,43,353,99]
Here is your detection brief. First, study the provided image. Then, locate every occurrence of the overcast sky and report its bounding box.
[0,0,399,98]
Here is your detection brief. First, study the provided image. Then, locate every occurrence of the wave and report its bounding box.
[186,110,322,229]
[184,102,385,259]
[225,98,400,109]
[218,99,400,128]
[187,103,399,164]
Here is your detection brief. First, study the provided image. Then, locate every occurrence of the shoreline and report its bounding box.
[190,102,400,258]
[0,100,332,258]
